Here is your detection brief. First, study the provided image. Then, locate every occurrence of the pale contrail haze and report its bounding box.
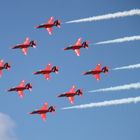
[95,35,140,45]
[113,63,140,70]
[62,96,140,110]
[88,82,140,93]
[66,9,140,23]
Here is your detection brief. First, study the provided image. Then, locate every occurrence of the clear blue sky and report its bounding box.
[0,0,140,140]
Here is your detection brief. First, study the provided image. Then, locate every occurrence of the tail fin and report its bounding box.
[30,40,36,48]
[25,83,32,91]
[54,20,61,28]
[102,66,109,74]
[105,66,109,75]
[76,89,83,96]
[82,41,89,49]
[51,66,59,74]
[4,63,11,70]
[48,106,56,113]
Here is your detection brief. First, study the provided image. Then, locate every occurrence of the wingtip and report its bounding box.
[48,32,52,35]
[44,102,48,106]
[19,96,24,99]
[70,101,74,104]
[22,80,26,83]
[76,53,80,56]
[72,85,76,88]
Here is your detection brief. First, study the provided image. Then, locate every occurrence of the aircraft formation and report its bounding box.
[1,16,110,121]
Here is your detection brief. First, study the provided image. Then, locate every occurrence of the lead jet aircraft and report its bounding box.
[83,64,109,80]
[7,80,32,98]
[36,16,61,35]
[58,85,83,104]
[29,102,56,121]
[12,37,36,55]
[0,59,11,77]
[64,38,89,56]
[34,63,59,80]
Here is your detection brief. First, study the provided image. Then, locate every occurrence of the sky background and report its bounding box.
[0,0,140,140]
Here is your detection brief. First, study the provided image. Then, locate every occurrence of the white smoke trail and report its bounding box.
[113,63,140,70]
[62,96,140,110]
[66,9,140,24]
[95,35,140,45]
[88,82,140,93]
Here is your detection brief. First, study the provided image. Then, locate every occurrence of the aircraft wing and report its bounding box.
[70,85,76,93]
[44,74,50,80]
[41,102,48,110]
[95,64,101,71]
[74,49,80,56]
[68,97,74,104]
[19,80,25,87]
[0,70,2,77]
[22,48,28,55]
[47,27,52,35]
[0,60,4,77]
[75,38,82,46]
[18,90,24,98]
[40,113,46,121]
[94,74,100,81]
[0,59,4,67]
[47,16,54,24]
[23,37,30,45]
[46,63,51,71]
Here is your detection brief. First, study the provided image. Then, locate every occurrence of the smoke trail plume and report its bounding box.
[62,96,140,110]
[113,63,140,70]
[88,82,140,93]
[66,9,140,23]
[95,35,140,45]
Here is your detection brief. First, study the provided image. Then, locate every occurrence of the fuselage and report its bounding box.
[8,86,26,92]
[34,69,52,75]
[58,92,77,97]
[37,23,55,29]
[30,109,49,114]
[65,45,83,50]
[12,44,30,49]
[84,70,103,75]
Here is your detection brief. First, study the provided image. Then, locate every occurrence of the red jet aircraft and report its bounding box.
[7,80,32,98]
[29,102,56,121]
[57,85,83,104]
[83,64,109,80]
[36,16,61,35]
[64,38,89,56]
[0,59,11,77]
[34,63,59,80]
[12,37,36,55]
